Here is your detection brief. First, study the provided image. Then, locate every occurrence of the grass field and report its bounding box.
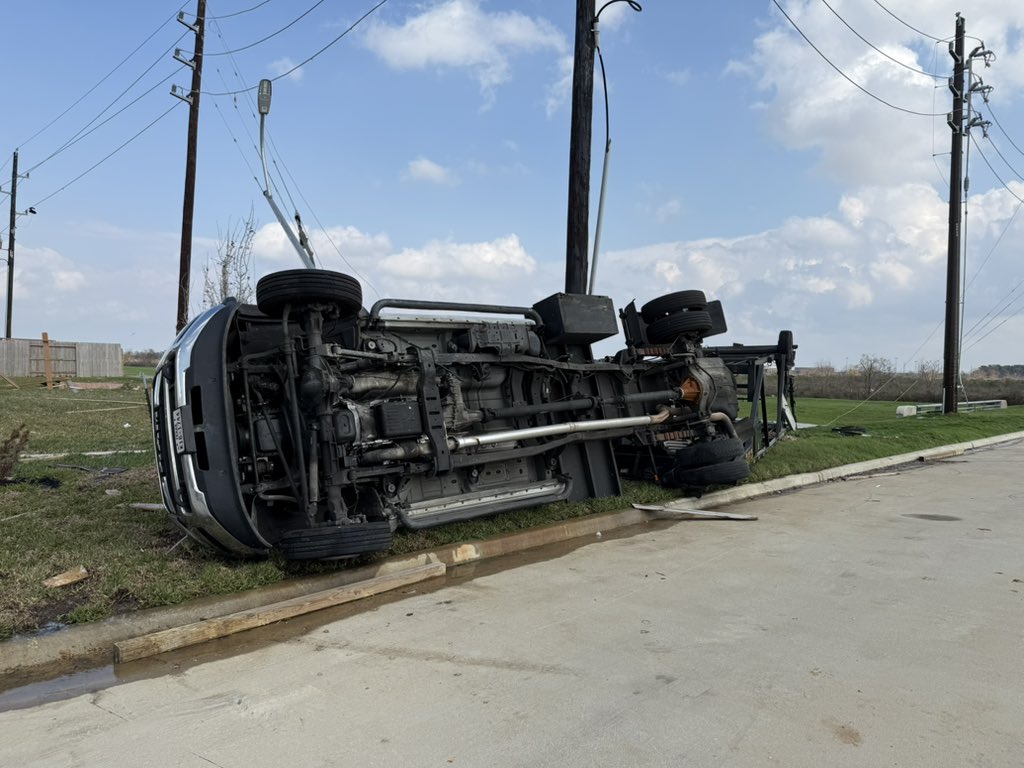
[2,373,1022,640]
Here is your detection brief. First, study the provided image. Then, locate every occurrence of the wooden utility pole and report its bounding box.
[942,14,966,414]
[5,150,18,339]
[564,0,596,295]
[175,0,207,333]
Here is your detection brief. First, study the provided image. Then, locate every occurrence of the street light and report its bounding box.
[256,78,315,269]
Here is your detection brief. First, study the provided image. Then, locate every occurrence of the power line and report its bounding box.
[24,33,189,177]
[770,0,944,117]
[206,0,274,20]
[963,276,1024,342]
[969,133,1024,205]
[963,289,1024,350]
[202,0,327,57]
[13,3,191,152]
[27,102,184,210]
[819,0,943,80]
[203,0,390,96]
[986,101,1024,159]
[869,0,943,42]
[24,65,185,178]
[965,199,1022,293]
[206,14,379,296]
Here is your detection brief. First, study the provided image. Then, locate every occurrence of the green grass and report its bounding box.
[1,377,1022,641]
[747,398,1024,482]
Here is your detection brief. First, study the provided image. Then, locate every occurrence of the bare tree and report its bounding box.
[856,354,894,397]
[201,206,257,309]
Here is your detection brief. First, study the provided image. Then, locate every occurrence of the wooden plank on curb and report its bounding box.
[114,560,446,663]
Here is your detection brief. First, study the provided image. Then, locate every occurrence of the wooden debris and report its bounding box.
[43,565,89,588]
[114,560,446,663]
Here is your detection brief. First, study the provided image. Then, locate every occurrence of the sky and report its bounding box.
[2,0,1024,372]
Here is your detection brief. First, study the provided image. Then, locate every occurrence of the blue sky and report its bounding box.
[3,0,1024,371]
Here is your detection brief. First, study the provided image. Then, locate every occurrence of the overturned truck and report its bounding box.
[151,270,795,560]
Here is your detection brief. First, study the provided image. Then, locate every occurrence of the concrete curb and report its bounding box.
[3,430,1023,686]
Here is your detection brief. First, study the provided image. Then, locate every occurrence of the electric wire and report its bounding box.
[965,200,1021,292]
[823,318,944,427]
[963,276,1024,343]
[963,288,1024,350]
[968,133,1024,205]
[203,0,390,96]
[929,43,950,188]
[27,102,184,210]
[819,0,943,79]
[207,14,379,296]
[206,0,274,20]
[24,33,190,177]
[986,101,1024,158]
[869,0,943,42]
[209,18,305,221]
[202,0,327,57]
[12,2,191,155]
[770,0,944,117]
[24,65,185,179]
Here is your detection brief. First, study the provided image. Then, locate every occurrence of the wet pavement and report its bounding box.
[1,440,1022,767]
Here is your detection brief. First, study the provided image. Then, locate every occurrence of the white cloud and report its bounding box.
[364,0,566,106]
[269,57,303,83]
[545,54,574,117]
[405,156,457,185]
[655,198,682,223]
[379,234,535,282]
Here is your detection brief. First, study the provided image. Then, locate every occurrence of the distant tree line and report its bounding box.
[794,355,1024,405]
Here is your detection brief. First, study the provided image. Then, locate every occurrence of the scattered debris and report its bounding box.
[129,503,166,511]
[1,423,30,478]
[632,503,758,521]
[104,489,122,497]
[0,374,18,389]
[63,381,124,391]
[50,464,128,475]
[43,565,89,588]
[831,426,868,437]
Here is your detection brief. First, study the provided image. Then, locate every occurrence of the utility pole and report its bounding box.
[173,0,206,333]
[942,13,965,414]
[5,150,18,339]
[564,0,596,295]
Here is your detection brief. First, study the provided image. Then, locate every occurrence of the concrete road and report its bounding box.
[2,442,1022,767]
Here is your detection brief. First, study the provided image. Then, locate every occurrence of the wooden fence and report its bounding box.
[0,337,123,378]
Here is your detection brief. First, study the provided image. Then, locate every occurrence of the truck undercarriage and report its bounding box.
[152,270,795,560]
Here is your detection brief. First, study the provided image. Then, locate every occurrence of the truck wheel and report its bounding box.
[646,309,712,343]
[640,290,707,323]
[273,520,392,560]
[672,437,745,469]
[256,269,363,318]
[668,457,750,488]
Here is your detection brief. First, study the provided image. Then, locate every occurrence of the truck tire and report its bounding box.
[640,290,707,323]
[257,269,363,318]
[672,437,745,469]
[663,456,750,488]
[273,520,393,560]
[646,309,713,343]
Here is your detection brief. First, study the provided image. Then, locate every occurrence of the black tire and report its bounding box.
[665,457,750,489]
[640,290,707,323]
[274,520,392,560]
[673,437,746,469]
[256,269,363,318]
[646,309,713,343]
